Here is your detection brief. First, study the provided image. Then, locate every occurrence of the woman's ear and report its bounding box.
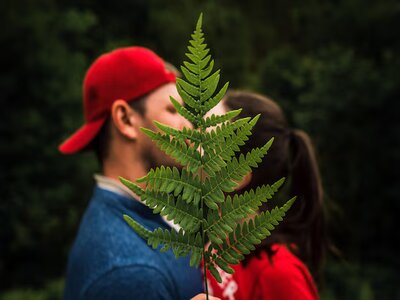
[236,172,252,190]
[110,99,140,140]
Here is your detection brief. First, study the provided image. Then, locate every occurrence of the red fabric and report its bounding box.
[206,245,318,300]
[59,47,176,154]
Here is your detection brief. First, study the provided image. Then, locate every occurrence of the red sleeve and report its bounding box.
[257,263,318,300]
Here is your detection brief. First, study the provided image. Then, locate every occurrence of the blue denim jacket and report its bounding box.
[64,186,203,300]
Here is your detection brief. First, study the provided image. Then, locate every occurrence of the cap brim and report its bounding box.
[59,118,106,154]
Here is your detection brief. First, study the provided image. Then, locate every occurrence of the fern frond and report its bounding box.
[170,96,202,127]
[203,109,242,127]
[122,14,296,288]
[151,228,202,265]
[202,138,274,209]
[205,178,286,244]
[202,115,260,175]
[205,197,296,277]
[207,262,222,283]
[200,59,214,80]
[137,166,202,205]
[120,177,202,232]
[177,78,200,99]
[176,79,201,111]
[203,117,251,148]
[201,82,229,113]
[124,214,202,266]
[141,128,202,173]
[153,122,202,149]
[177,12,228,122]
[123,214,151,240]
[181,66,199,86]
[200,70,220,103]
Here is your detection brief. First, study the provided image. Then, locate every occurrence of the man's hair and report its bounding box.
[92,95,147,165]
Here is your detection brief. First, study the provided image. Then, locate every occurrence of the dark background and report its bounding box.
[1,0,399,299]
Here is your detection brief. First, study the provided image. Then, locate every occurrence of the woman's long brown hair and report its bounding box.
[224,90,327,283]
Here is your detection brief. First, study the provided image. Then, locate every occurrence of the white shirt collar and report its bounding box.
[94,174,137,199]
[94,174,181,232]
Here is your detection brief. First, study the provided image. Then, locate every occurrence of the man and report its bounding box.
[60,47,204,299]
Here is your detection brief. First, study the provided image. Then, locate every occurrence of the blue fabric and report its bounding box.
[64,186,203,300]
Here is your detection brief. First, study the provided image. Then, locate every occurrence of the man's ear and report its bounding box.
[110,99,140,140]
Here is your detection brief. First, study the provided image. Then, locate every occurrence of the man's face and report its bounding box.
[138,83,192,170]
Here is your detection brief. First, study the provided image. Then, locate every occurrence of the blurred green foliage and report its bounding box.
[0,280,63,300]
[1,0,399,299]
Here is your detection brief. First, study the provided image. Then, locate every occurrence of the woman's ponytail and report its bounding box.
[289,129,326,282]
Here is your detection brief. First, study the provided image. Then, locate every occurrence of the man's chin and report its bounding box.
[146,157,184,171]
[159,158,184,170]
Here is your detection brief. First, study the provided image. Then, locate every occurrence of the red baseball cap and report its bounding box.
[59,47,176,154]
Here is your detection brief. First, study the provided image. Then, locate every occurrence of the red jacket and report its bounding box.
[206,244,318,300]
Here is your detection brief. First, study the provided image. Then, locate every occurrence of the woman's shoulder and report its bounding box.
[249,244,319,299]
[253,244,309,277]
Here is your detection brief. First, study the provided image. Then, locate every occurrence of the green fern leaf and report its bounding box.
[170,96,201,126]
[140,128,202,173]
[200,59,215,80]
[202,117,250,149]
[137,166,202,205]
[183,61,199,75]
[202,115,260,175]
[207,197,296,266]
[202,138,274,209]
[152,228,202,259]
[200,70,220,103]
[129,224,203,261]
[121,13,296,288]
[153,122,203,148]
[207,263,222,283]
[176,78,201,103]
[181,66,199,86]
[204,178,285,243]
[201,82,229,112]
[123,214,151,240]
[202,109,242,127]
[120,177,202,232]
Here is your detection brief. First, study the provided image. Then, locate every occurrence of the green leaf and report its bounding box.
[121,14,295,289]
[170,96,201,126]
[208,263,222,283]
[200,59,215,80]
[209,197,296,264]
[215,257,234,274]
[177,78,200,100]
[202,116,259,173]
[181,66,199,85]
[202,82,229,111]
[140,128,202,173]
[203,109,242,127]
[137,166,202,205]
[123,215,151,240]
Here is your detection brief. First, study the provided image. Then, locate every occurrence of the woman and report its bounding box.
[206,91,327,300]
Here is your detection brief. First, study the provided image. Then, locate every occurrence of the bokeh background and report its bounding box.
[1,0,399,299]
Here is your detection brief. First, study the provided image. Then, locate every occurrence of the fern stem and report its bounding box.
[203,243,209,299]
[199,125,209,300]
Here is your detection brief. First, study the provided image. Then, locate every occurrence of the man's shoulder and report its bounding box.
[70,187,167,266]
[65,188,177,299]
[83,263,175,299]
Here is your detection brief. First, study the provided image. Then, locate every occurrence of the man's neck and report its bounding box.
[94,174,136,199]
[102,156,148,189]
